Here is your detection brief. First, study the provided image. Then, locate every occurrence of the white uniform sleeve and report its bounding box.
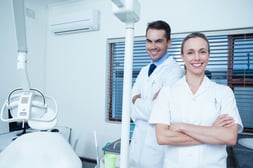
[131,59,183,122]
[149,86,171,125]
[130,67,152,122]
[161,59,184,87]
[219,86,243,132]
[131,98,153,122]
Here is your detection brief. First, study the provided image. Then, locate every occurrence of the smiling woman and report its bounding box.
[181,32,210,93]
[149,32,243,168]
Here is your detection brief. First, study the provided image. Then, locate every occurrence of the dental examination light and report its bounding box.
[0,0,57,131]
[112,0,140,168]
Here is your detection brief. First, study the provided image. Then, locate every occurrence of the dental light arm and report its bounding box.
[13,0,27,53]
[0,0,57,131]
[112,0,140,24]
[13,0,30,90]
[111,1,140,168]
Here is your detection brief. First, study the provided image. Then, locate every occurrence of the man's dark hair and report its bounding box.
[146,20,171,41]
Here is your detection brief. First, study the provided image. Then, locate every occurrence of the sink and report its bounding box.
[238,138,253,149]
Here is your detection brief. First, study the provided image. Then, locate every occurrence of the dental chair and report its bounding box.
[0,88,82,168]
[0,131,82,168]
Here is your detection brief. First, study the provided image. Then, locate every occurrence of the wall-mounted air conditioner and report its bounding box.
[48,2,100,35]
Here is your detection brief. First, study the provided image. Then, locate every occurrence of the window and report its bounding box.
[106,29,253,132]
[107,39,148,121]
[228,34,253,132]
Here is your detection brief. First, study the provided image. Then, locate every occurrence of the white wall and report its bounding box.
[0,0,16,132]
[135,0,253,34]
[1,0,253,160]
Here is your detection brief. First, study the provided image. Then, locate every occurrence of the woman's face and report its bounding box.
[146,29,171,62]
[182,37,209,76]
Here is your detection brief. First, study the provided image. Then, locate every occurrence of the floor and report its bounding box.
[81,158,97,168]
[82,161,96,168]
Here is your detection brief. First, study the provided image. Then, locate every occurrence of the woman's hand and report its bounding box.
[213,114,235,128]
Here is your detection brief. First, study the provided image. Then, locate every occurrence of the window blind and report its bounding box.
[229,34,253,131]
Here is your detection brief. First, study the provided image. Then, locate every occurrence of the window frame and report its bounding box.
[106,28,253,132]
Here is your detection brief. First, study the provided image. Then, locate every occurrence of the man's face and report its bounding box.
[146,29,171,62]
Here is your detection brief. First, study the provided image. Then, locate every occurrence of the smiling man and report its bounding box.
[129,20,184,168]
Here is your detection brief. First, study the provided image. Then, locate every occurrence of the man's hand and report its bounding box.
[152,89,161,101]
[132,94,141,104]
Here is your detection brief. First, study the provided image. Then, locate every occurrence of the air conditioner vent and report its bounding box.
[48,2,99,35]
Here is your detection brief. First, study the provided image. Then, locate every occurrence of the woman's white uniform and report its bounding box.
[129,56,183,168]
[149,76,243,168]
